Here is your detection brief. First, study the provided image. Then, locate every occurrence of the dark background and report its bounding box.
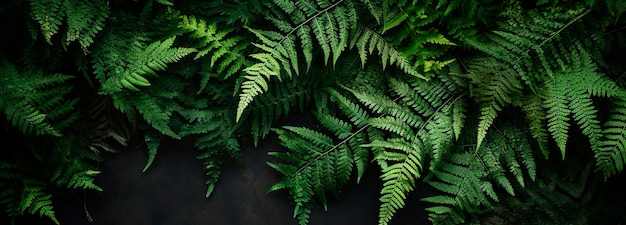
[2,130,433,225]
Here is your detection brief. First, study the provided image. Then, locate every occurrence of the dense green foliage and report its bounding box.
[1,0,625,224]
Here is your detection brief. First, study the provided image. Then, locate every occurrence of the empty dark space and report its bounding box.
[3,132,432,225]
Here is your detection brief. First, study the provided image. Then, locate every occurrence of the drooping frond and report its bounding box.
[345,67,467,225]
[49,135,103,191]
[0,59,76,137]
[92,20,194,94]
[422,152,496,225]
[142,131,161,172]
[269,125,361,225]
[0,162,59,225]
[30,0,109,51]
[175,93,242,197]
[236,0,358,121]
[242,75,321,145]
[542,46,619,159]
[468,57,523,149]
[521,93,551,158]
[597,99,626,179]
[350,26,426,79]
[366,138,423,225]
[268,87,375,225]
[178,14,249,80]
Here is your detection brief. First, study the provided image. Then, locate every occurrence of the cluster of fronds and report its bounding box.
[0,59,77,137]
[29,0,109,51]
[268,89,375,225]
[0,116,103,225]
[3,0,626,224]
[235,0,459,120]
[267,1,626,225]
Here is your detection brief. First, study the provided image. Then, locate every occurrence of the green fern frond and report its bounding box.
[29,0,64,44]
[242,76,320,145]
[468,57,523,149]
[93,25,194,94]
[133,94,179,139]
[142,131,161,172]
[522,94,551,158]
[236,0,358,121]
[1,163,59,225]
[269,126,349,225]
[269,90,375,224]
[179,14,248,79]
[327,88,371,127]
[364,138,423,225]
[30,0,109,50]
[0,60,77,137]
[463,8,590,90]
[542,46,616,159]
[348,88,424,128]
[597,99,626,178]
[50,135,103,191]
[351,26,425,79]
[19,182,59,225]
[4,101,62,137]
[422,152,496,225]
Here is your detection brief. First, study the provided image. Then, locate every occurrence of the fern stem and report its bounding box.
[415,92,467,139]
[505,9,592,73]
[278,0,345,46]
[294,111,374,175]
[292,94,402,176]
[534,9,590,49]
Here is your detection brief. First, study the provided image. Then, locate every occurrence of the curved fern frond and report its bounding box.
[597,99,626,179]
[30,0,109,51]
[242,75,320,145]
[365,138,423,225]
[351,26,426,79]
[468,57,523,149]
[269,125,358,225]
[0,163,59,225]
[0,60,76,137]
[236,0,358,121]
[178,14,249,80]
[422,152,495,225]
[93,23,194,94]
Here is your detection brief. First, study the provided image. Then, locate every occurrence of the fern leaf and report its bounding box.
[422,152,496,225]
[142,131,161,172]
[469,58,523,149]
[367,138,423,225]
[29,0,64,44]
[0,60,77,137]
[351,26,425,79]
[522,93,550,158]
[94,28,194,93]
[544,75,571,159]
[327,88,371,127]
[134,95,179,139]
[237,0,359,120]
[179,14,248,79]
[597,99,626,178]
[20,184,59,225]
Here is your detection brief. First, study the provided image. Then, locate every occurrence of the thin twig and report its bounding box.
[84,190,93,223]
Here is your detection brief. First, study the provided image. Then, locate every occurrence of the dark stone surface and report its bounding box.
[3,133,432,225]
